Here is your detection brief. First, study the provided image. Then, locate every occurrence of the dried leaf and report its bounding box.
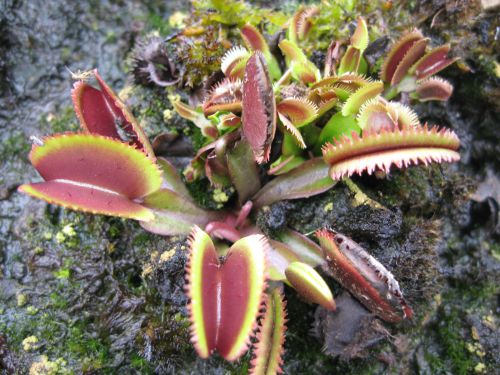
[316,228,413,322]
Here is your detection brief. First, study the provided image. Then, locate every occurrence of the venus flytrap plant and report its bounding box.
[20,6,463,374]
[380,30,459,101]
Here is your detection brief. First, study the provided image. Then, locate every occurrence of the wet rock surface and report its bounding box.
[1,1,499,374]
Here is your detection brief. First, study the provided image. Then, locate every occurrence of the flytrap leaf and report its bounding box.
[409,44,458,80]
[267,240,301,281]
[338,17,368,75]
[242,53,277,163]
[267,228,324,281]
[288,6,319,43]
[390,38,428,86]
[250,289,287,375]
[350,17,369,52]
[140,189,221,236]
[252,158,336,209]
[316,228,413,323]
[357,98,419,132]
[19,134,162,221]
[227,139,261,204]
[308,87,338,117]
[337,48,361,75]
[278,39,321,84]
[221,46,250,79]
[415,77,453,102]
[268,229,325,281]
[157,157,193,200]
[278,113,306,149]
[341,81,384,116]
[241,23,271,59]
[316,112,360,152]
[268,155,305,176]
[203,78,243,116]
[285,262,335,311]
[322,124,460,180]
[187,227,268,361]
[241,24,281,80]
[188,131,239,187]
[380,29,424,83]
[277,229,324,268]
[172,99,218,139]
[311,72,372,90]
[277,97,318,127]
[72,69,154,157]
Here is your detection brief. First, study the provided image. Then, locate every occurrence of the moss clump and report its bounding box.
[433,308,476,374]
[28,355,69,375]
[0,131,30,160]
[40,107,79,133]
[22,336,39,352]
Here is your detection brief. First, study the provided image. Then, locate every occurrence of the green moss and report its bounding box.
[0,131,30,160]
[188,126,205,152]
[192,0,287,29]
[65,321,110,370]
[424,351,445,373]
[40,107,79,133]
[143,12,175,36]
[50,291,69,310]
[435,309,475,375]
[130,352,154,373]
[465,282,498,302]
[53,267,71,279]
